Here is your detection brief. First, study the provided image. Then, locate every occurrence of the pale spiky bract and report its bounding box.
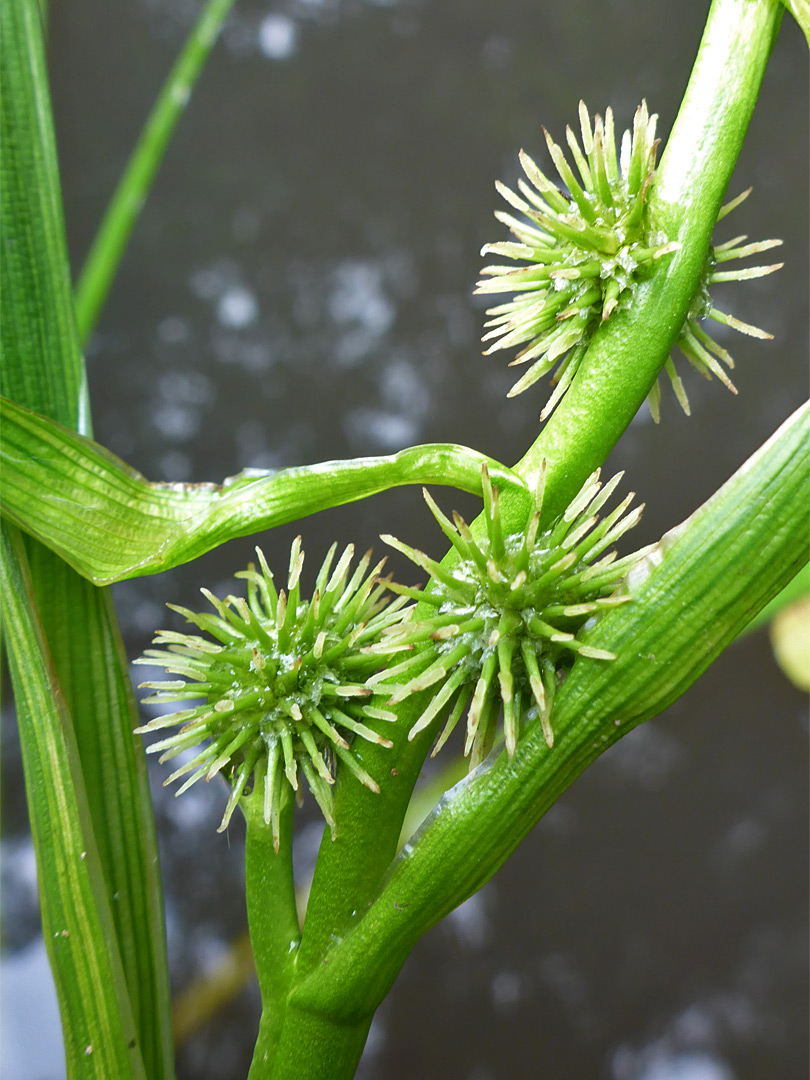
[477,102,782,421]
[656,187,783,421]
[380,465,649,768]
[135,540,409,848]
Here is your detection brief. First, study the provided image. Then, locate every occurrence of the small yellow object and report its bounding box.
[769,596,810,692]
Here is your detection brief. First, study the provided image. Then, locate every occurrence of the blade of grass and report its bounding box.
[0,395,530,584]
[74,0,236,342]
[1,525,146,1079]
[1,1,174,1073]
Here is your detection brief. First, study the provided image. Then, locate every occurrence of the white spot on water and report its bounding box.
[0,937,64,1078]
[157,315,190,345]
[343,408,418,451]
[217,286,259,329]
[633,1051,734,1080]
[490,970,523,1011]
[258,14,298,60]
[152,403,200,442]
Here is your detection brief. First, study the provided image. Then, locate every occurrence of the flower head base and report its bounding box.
[135,541,409,848]
[476,101,678,417]
[379,465,648,768]
[652,188,783,421]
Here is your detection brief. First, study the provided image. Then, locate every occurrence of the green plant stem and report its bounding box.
[263,1006,373,1080]
[282,401,809,1036]
[514,0,783,518]
[286,0,785,1005]
[74,0,236,343]
[244,788,300,1078]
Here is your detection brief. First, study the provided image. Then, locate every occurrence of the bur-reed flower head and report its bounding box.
[378,465,650,768]
[135,540,409,848]
[477,102,782,421]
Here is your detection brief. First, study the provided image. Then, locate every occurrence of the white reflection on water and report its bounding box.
[0,938,63,1080]
[217,286,260,330]
[258,14,299,61]
[490,969,523,1012]
[328,260,397,367]
[614,1047,735,1080]
[342,407,418,451]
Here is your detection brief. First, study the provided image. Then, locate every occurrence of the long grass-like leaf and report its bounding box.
[0,2,174,1073]
[1,525,146,1080]
[0,395,530,585]
[0,0,84,431]
[75,0,236,342]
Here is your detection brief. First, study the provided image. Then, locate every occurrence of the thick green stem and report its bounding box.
[292,0,783,985]
[287,401,809,1026]
[272,1,788,1072]
[515,0,783,516]
[263,1006,372,1080]
[244,788,300,1078]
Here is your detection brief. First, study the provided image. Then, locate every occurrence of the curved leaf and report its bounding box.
[0,395,530,585]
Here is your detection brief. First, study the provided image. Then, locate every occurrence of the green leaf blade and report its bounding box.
[0,395,530,584]
[0,0,84,430]
[75,0,237,342]
[2,526,147,1079]
[1,2,174,1072]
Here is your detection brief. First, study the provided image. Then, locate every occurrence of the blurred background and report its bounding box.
[1,1,807,1077]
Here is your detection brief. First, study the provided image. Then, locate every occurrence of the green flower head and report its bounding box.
[135,540,409,848]
[477,102,782,421]
[378,465,650,768]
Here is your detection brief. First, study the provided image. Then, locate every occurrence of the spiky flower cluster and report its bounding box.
[476,101,677,416]
[378,465,649,768]
[135,541,409,847]
[477,102,782,421]
[658,187,783,421]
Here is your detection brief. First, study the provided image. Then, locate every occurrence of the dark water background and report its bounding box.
[1,1,808,1078]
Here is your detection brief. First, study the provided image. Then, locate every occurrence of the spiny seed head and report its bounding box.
[477,101,677,417]
[651,187,783,421]
[382,464,649,768]
[134,540,409,849]
[478,103,781,422]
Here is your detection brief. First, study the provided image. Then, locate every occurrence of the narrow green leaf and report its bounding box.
[0,395,531,585]
[0,0,83,430]
[1,2,174,1073]
[284,400,810,1022]
[1,525,146,1079]
[75,0,236,342]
